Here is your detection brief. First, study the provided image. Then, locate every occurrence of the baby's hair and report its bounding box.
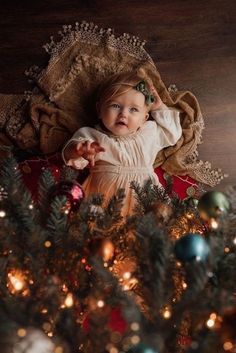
[97,70,154,111]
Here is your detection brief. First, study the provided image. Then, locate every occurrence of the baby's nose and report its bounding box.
[119,107,129,117]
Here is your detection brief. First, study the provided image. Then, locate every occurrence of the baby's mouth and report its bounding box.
[116,121,127,126]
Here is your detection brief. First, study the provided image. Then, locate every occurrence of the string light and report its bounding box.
[123,272,131,280]
[102,240,115,261]
[7,270,29,295]
[44,241,52,248]
[0,210,6,217]
[130,335,140,345]
[97,300,105,308]
[41,308,48,314]
[163,306,172,319]
[223,341,234,351]
[210,218,219,230]
[206,319,214,328]
[122,277,138,291]
[206,312,217,328]
[17,328,26,337]
[64,293,74,307]
[130,322,140,331]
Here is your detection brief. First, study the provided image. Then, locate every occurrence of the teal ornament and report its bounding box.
[134,81,154,105]
[174,233,210,262]
[197,191,230,221]
[128,343,158,353]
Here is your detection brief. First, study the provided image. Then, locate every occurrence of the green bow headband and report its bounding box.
[134,81,154,105]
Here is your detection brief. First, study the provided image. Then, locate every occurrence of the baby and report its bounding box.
[62,71,182,216]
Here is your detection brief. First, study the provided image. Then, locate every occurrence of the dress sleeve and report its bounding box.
[150,103,182,148]
[61,127,95,170]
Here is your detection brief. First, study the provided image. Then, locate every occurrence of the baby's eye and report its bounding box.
[130,107,138,112]
[110,103,120,109]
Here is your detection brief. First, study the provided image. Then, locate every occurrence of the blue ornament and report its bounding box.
[174,233,209,262]
[127,343,158,353]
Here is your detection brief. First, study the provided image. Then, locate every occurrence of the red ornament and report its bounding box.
[83,307,127,334]
[50,181,85,212]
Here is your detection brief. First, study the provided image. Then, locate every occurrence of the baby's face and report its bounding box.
[99,89,148,136]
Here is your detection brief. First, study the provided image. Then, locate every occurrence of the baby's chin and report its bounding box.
[110,126,138,136]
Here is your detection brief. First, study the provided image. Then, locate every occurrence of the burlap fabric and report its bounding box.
[0,21,225,186]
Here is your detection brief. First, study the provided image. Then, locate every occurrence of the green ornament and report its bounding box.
[197,191,230,221]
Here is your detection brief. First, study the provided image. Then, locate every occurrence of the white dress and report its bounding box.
[62,104,182,216]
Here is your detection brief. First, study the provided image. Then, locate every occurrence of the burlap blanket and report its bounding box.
[0,21,225,186]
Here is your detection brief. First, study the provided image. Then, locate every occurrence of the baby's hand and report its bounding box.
[76,141,105,167]
[150,86,163,110]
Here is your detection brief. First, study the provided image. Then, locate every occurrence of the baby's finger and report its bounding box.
[85,141,93,154]
[91,142,106,153]
[76,142,86,156]
[86,154,95,167]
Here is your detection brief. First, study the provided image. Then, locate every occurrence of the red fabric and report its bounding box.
[154,167,199,200]
[19,153,199,201]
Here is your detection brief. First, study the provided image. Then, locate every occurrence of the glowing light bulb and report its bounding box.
[130,322,140,331]
[223,341,233,351]
[97,300,105,308]
[206,319,215,328]
[131,335,140,344]
[0,210,6,217]
[123,272,131,280]
[64,293,74,307]
[210,218,218,229]
[17,328,26,337]
[102,240,115,261]
[7,270,26,294]
[44,241,52,248]
[163,307,172,319]
[210,312,217,320]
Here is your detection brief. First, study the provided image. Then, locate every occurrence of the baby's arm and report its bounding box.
[62,128,105,169]
[149,88,182,148]
[64,140,105,167]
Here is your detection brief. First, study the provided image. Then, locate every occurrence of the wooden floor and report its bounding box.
[0,0,236,190]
